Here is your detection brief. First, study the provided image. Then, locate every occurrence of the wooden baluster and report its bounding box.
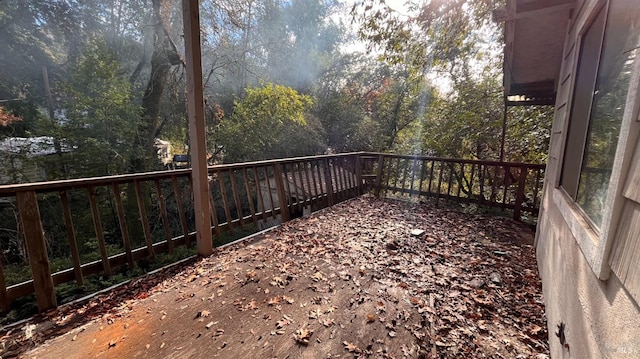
[479,165,486,206]
[513,165,528,221]
[490,165,498,206]
[172,176,190,246]
[87,186,112,275]
[303,161,314,202]
[315,160,325,202]
[427,160,435,194]
[401,158,410,194]
[282,163,294,210]
[217,171,234,233]
[533,167,542,210]
[455,163,463,202]
[154,180,174,254]
[265,166,277,219]
[374,154,384,197]
[322,158,335,206]
[59,190,83,286]
[208,186,222,239]
[342,157,352,194]
[331,159,342,200]
[229,169,245,229]
[112,183,134,269]
[436,161,444,206]
[0,258,7,311]
[409,158,417,197]
[289,163,302,211]
[297,162,308,208]
[467,163,476,204]
[309,160,320,202]
[242,168,258,228]
[273,163,291,222]
[253,166,268,221]
[355,155,363,195]
[134,180,154,258]
[418,160,426,197]
[446,162,454,199]
[502,165,511,210]
[16,191,56,310]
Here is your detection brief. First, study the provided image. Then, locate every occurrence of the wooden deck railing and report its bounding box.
[0,152,543,312]
[0,153,362,312]
[360,153,545,221]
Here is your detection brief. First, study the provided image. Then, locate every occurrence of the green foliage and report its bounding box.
[218,83,322,162]
[60,39,142,177]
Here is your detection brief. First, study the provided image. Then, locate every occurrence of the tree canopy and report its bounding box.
[0,0,552,184]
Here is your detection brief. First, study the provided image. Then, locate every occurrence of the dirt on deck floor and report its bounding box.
[2,196,548,358]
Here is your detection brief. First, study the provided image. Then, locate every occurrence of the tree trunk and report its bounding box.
[130,0,181,173]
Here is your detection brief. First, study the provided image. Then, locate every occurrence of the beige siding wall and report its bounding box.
[537,0,640,357]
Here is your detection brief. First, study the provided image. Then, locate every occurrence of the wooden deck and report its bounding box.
[3,196,548,358]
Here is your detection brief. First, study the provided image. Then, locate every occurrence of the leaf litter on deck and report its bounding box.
[6,196,548,358]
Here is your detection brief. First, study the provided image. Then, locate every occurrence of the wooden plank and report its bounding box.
[228,170,245,228]
[172,176,190,246]
[154,180,174,254]
[111,183,134,269]
[242,168,258,228]
[273,163,291,221]
[309,160,320,200]
[59,190,83,286]
[87,186,111,275]
[502,165,511,209]
[183,0,212,256]
[16,191,57,311]
[133,180,154,258]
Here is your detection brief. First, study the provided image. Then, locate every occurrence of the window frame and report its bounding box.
[553,0,640,280]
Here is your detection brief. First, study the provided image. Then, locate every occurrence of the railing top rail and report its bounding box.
[361,152,546,169]
[0,152,365,196]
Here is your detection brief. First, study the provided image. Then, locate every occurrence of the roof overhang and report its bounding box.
[494,0,575,106]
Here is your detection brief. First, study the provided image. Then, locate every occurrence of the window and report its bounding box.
[561,0,639,229]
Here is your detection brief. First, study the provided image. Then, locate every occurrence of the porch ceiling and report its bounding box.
[494,0,575,106]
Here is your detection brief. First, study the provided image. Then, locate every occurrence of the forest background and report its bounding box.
[0,0,552,184]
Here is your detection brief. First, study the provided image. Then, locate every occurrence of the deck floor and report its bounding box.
[4,196,548,358]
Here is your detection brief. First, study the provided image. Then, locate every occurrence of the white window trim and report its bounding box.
[552,0,640,280]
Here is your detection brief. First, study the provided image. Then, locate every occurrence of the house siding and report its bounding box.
[536,0,640,357]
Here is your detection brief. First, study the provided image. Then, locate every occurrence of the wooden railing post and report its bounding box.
[374,154,384,197]
[273,164,291,222]
[513,165,528,221]
[16,191,57,311]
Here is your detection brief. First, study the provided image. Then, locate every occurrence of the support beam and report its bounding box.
[182,0,212,256]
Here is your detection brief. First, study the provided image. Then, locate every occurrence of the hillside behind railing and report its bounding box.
[0,152,544,313]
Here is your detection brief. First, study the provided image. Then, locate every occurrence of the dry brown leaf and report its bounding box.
[293,328,313,345]
[343,341,360,353]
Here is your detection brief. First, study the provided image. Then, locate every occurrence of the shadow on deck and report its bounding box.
[3,196,548,358]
